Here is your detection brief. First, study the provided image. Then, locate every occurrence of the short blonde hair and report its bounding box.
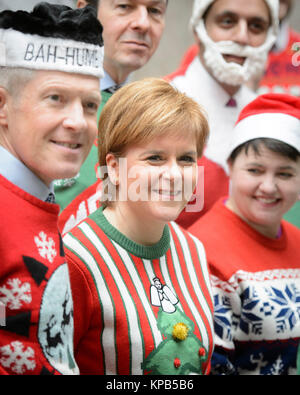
[0,67,35,98]
[98,78,209,172]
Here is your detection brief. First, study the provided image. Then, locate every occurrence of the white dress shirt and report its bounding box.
[0,146,54,201]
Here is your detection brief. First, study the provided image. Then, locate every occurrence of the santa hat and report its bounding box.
[190,0,279,37]
[228,93,300,155]
[0,2,104,78]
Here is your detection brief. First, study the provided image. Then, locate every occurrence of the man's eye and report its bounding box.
[86,102,98,111]
[117,3,130,10]
[249,20,269,34]
[49,94,60,101]
[148,7,163,16]
[219,17,235,27]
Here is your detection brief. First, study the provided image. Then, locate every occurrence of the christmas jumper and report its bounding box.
[258,28,300,97]
[63,208,215,375]
[188,198,300,375]
[0,175,79,375]
[164,47,256,229]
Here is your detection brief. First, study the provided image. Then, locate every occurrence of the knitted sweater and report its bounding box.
[258,28,300,97]
[0,175,78,375]
[188,198,300,375]
[63,208,214,375]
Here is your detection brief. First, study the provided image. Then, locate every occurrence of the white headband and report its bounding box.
[0,28,104,78]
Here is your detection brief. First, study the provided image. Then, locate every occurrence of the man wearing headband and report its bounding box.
[166,0,279,229]
[55,0,168,235]
[0,2,103,374]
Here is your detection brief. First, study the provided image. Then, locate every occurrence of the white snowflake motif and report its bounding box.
[0,341,36,374]
[0,278,32,310]
[34,231,57,263]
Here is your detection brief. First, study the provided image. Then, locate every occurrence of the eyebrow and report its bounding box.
[142,150,197,156]
[246,162,296,170]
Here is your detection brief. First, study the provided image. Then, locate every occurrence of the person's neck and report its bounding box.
[103,204,165,246]
[225,198,280,239]
[218,81,240,97]
[104,61,131,85]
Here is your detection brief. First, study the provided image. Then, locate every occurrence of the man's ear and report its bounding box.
[77,0,88,9]
[106,153,120,186]
[0,88,9,127]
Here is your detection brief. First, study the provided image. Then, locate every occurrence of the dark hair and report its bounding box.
[0,2,103,45]
[229,138,300,163]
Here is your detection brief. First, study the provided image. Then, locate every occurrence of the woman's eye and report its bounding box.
[278,172,293,179]
[179,156,196,163]
[247,168,261,174]
[147,155,162,162]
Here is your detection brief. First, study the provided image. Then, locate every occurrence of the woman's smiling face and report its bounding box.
[106,131,198,225]
[227,143,300,238]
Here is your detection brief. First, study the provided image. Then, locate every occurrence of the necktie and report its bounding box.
[103,85,122,94]
[226,97,237,107]
[45,192,56,204]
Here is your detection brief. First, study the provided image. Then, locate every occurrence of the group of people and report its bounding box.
[0,0,299,376]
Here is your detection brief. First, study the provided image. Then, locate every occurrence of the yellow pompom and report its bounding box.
[172,322,189,341]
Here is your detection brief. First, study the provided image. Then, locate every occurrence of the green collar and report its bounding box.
[89,207,171,260]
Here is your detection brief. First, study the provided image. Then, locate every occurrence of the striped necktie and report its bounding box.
[103,85,122,94]
[45,192,56,204]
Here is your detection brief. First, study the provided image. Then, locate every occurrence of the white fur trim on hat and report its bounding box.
[190,0,279,37]
[228,113,300,155]
[0,28,104,78]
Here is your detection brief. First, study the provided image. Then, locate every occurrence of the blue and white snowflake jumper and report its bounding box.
[188,198,300,375]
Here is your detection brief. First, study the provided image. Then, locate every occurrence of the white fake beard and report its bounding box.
[195,20,276,86]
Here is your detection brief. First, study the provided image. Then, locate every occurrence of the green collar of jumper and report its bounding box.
[89,207,171,260]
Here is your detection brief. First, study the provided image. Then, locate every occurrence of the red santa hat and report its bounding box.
[229,93,300,155]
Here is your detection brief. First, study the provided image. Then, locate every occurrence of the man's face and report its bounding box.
[0,70,101,186]
[203,0,271,65]
[98,0,167,78]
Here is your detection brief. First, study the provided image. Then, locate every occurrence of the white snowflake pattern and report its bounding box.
[267,356,285,375]
[0,341,36,374]
[34,231,57,263]
[0,278,32,310]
